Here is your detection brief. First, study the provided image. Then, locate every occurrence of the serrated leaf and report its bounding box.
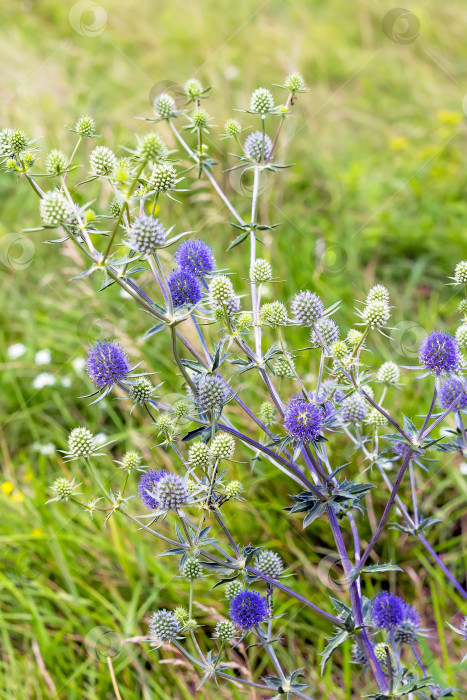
[320,629,350,673]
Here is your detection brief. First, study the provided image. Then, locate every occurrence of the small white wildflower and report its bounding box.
[7,343,26,359]
[33,372,55,389]
[35,349,51,365]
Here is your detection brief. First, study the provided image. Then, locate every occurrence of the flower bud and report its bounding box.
[454,261,467,285]
[224,118,241,137]
[90,146,117,176]
[225,480,243,499]
[148,163,177,193]
[213,620,236,642]
[456,324,467,348]
[211,433,235,460]
[130,378,153,405]
[75,115,96,137]
[250,87,274,114]
[45,149,67,175]
[137,133,167,162]
[183,557,203,581]
[209,275,235,304]
[362,300,390,329]
[188,441,211,469]
[40,191,73,226]
[153,93,176,120]
[255,550,283,578]
[68,427,95,458]
[184,78,203,100]
[225,580,243,600]
[51,477,74,500]
[121,451,142,471]
[250,258,272,283]
[284,72,305,92]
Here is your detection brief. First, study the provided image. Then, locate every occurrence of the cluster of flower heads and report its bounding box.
[168,239,215,308]
[9,74,467,696]
[137,469,188,511]
[370,592,422,648]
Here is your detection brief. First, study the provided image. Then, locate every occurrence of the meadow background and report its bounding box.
[1,0,467,698]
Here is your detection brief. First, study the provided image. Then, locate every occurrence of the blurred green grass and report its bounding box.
[1,0,467,697]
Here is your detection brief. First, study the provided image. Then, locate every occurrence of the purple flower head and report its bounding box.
[86,340,129,388]
[197,374,231,411]
[371,592,405,630]
[290,290,324,325]
[310,317,340,349]
[229,590,267,630]
[168,268,202,308]
[174,239,216,277]
[419,331,459,375]
[392,441,412,460]
[284,399,325,442]
[341,394,367,423]
[439,377,467,411]
[137,469,168,510]
[403,603,421,628]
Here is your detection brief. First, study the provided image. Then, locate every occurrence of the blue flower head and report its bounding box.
[371,592,405,630]
[168,268,202,308]
[439,377,467,411]
[403,603,421,627]
[174,239,215,277]
[418,331,459,375]
[137,469,168,510]
[229,590,267,630]
[284,399,324,442]
[86,340,129,388]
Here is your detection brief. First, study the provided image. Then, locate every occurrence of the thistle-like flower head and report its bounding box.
[439,377,467,411]
[250,87,274,115]
[196,374,231,411]
[291,291,324,325]
[371,591,405,630]
[255,550,284,579]
[128,215,166,255]
[377,361,400,385]
[244,131,272,162]
[40,191,73,226]
[148,610,179,642]
[284,399,324,442]
[174,239,215,277]
[45,149,67,175]
[156,472,188,511]
[153,93,177,120]
[148,162,177,193]
[86,340,129,388]
[310,317,340,349]
[419,331,459,375]
[137,469,168,510]
[454,261,467,285]
[211,432,235,460]
[90,145,117,176]
[340,394,367,423]
[75,115,96,137]
[213,619,236,642]
[168,268,203,308]
[230,590,267,630]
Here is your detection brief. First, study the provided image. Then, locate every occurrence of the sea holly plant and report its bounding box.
[3,72,467,697]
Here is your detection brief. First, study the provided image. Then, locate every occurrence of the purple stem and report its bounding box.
[417,533,467,601]
[356,450,413,571]
[327,508,388,692]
